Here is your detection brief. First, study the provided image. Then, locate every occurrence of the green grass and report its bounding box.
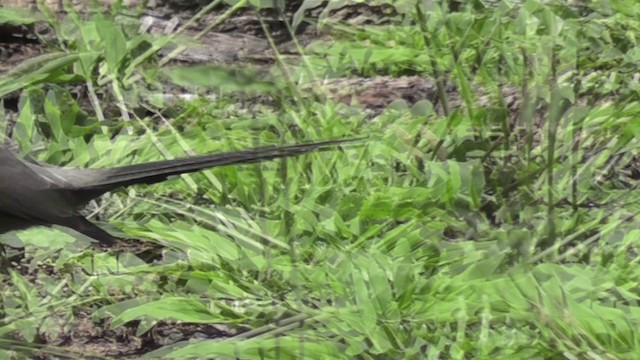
[2,0,640,358]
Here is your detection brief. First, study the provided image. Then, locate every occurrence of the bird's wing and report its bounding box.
[0,149,79,222]
[0,138,361,244]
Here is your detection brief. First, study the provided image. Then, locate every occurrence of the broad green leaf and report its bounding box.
[166,65,275,93]
[111,297,218,327]
[95,17,127,73]
[0,7,42,25]
[0,52,81,98]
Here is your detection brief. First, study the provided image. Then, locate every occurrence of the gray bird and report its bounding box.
[0,139,358,245]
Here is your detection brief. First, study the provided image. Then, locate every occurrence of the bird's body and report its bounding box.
[0,139,357,244]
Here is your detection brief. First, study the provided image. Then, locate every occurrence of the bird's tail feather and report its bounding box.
[89,138,362,191]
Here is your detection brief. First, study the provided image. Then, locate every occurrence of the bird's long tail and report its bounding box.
[85,138,362,192]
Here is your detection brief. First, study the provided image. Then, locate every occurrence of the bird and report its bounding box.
[0,138,360,245]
